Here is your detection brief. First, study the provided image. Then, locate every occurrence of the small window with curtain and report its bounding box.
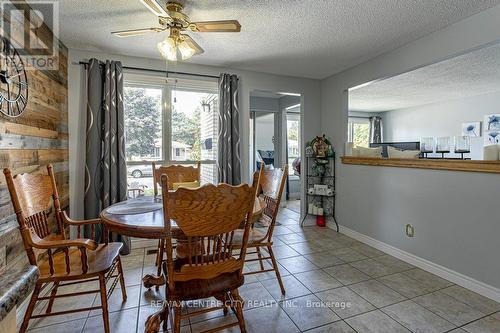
[348,117,370,148]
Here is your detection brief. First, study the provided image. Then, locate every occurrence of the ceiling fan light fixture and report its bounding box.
[157,36,177,61]
[116,1,240,61]
[178,39,196,60]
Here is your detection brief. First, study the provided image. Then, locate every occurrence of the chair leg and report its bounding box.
[267,245,286,295]
[231,289,246,333]
[155,239,161,267]
[216,292,229,315]
[19,281,41,333]
[156,239,164,291]
[99,274,110,333]
[173,301,182,333]
[256,246,265,271]
[116,257,127,301]
[161,302,169,331]
[45,281,59,314]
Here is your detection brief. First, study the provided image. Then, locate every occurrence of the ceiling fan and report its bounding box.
[111,0,241,61]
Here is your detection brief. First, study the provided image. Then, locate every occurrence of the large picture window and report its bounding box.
[123,75,218,194]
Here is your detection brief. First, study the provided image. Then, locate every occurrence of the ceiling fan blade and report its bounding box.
[182,35,204,55]
[190,20,241,32]
[140,0,170,17]
[112,27,164,37]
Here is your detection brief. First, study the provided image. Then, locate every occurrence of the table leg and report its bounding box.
[143,239,167,289]
[145,304,167,333]
[102,224,109,245]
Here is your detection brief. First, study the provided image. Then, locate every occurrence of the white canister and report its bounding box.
[317,208,324,216]
[345,142,354,156]
[308,203,314,214]
[312,205,318,215]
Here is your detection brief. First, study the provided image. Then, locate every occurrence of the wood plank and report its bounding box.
[0,150,38,168]
[0,133,68,149]
[38,150,69,165]
[0,150,67,169]
[0,0,68,271]
[0,121,59,138]
[341,156,500,174]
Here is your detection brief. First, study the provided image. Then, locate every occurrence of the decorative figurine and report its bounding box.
[311,135,329,158]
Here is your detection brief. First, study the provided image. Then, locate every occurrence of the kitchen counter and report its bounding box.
[0,265,39,321]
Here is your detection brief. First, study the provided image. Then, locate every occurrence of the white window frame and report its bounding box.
[123,72,219,172]
[286,112,300,178]
[347,116,370,143]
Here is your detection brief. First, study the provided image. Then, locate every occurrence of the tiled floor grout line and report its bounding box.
[299,319,361,333]
[26,218,500,333]
[441,303,500,333]
[135,248,146,333]
[274,298,307,332]
[27,279,102,331]
[83,249,146,333]
[77,254,456,333]
[315,259,465,332]
[269,239,468,332]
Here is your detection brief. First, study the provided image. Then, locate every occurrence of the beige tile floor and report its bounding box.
[24,207,500,333]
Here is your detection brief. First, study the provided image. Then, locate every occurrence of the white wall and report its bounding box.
[382,90,500,160]
[254,113,275,152]
[68,49,321,220]
[321,4,500,296]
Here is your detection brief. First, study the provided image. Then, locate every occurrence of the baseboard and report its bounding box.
[329,223,500,303]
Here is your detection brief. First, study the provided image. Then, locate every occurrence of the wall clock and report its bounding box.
[0,37,28,118]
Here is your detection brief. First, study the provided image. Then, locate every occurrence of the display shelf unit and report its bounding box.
[300,154,339,232]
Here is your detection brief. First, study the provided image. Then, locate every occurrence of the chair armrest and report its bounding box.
[62,211,101,226]
[23,229,98,275]
[34,238,98,251]
[25,228,98,251]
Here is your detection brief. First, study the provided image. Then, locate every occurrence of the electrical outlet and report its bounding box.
[0,245,6,270]
[405,224,414,237]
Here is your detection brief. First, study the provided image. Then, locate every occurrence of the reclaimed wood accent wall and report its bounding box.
[0,1,68,271]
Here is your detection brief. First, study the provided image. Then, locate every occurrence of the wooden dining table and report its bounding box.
[100,195,266,287]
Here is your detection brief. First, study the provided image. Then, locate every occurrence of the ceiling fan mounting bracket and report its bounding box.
[156,1,190,30]
[166,1,183,12]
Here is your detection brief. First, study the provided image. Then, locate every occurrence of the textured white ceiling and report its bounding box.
[59,0,500,79]
[349,43,500,112]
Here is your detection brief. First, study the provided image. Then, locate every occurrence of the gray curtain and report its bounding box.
[217,73,241,185]
[369,116,383,144]
[84,58,130,254]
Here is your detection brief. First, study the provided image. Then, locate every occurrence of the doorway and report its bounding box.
[249,90,302,216]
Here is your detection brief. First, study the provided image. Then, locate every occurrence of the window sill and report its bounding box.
[341,156,500,174]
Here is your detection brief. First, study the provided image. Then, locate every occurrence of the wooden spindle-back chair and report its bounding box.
[152,161,201,279]
[233,165,288,295]
[146,173,258,333]
[3,165,126,333]
[152,161,201,195]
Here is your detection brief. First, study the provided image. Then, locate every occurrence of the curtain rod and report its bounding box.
[77,61,220,79]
